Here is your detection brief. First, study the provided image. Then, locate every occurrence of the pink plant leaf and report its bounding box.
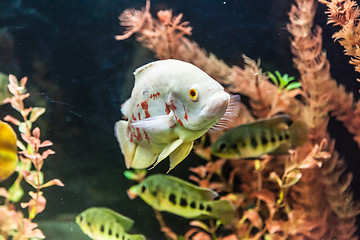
[4,115,21,126]
[32,127,40,139]
[20,133,32,145]
[21,193,46,216]
[184,228,211,240]
[22,170,39,187]
[0,187,10,198]
[41,149,55,159]
[189,165,207,179]
[244,209,263,229]
[191,231,211,240]
[40,179,64,188]
[22,219,46,239]
[9,74,19,85]
[265,219,282,234]
[29,107,46,123]
[20,93,30,102]
[220,234,240,240]
[39,140,53,148]
[160,226,178,240]
[20,76,28,88]
[251,189,276,216]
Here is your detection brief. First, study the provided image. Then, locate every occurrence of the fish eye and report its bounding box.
[189,88,198,101]
[218,142,228,152]
[141,184,147,193]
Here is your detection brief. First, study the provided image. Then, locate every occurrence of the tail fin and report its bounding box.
[289,119,308,147]
[208,200,235,226]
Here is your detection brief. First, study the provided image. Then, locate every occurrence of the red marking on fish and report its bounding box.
[138,113,141,120]
[165,103,171,115]
[150,92,160,100]
[136,104,139,107]
[176,118,183,126]
[183,105,188,121]
[132,113,137,121]
[135,128,143,141]
[169,100,177,111]
[127,122,134,142]
[141,101,151,118]
[144,130,151,143]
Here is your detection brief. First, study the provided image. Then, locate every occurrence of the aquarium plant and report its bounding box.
[0,75,64,240]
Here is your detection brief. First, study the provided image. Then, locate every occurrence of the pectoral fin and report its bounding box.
[168,141,194,172]
[115,120,136,168]
[131,112,174,131]
[131,145,158,169]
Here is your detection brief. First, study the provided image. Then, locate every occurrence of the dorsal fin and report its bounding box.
[248,114,291,130]
[133,61,155,80]
[100,207,134,231]
[151,174,218,200]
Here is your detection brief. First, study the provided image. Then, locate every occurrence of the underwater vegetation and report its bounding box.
[110,0,360,239]
[0,75,64,239]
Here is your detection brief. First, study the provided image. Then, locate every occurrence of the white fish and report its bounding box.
[115,59,232,172]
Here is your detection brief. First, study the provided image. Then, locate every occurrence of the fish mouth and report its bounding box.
[127,188,138,200]
[188,91,230,130]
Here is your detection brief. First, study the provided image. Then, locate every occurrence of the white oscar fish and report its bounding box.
[115,59,233,172]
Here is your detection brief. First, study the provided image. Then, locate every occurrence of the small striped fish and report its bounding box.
[0,120,18,182]
[128,174,235,225]
[76,207,145,240]
[210,115,308,159]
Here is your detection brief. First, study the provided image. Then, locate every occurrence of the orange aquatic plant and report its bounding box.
[319,0,360,83]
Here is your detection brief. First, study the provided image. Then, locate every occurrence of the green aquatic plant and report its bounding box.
[267,71,301,93]
[0,75,64,240]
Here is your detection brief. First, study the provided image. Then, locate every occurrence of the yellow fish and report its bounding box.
[128,174,235,225]
[115,59,232,172]
[76,207,145,240]
[0,120,18,181]
[211,115,308,159]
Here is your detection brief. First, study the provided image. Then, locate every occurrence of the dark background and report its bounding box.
[0,0,359,239]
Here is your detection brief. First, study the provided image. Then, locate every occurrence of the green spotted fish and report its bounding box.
[127,174,235,225]
[210,115,308,159]
[76,207,145,240]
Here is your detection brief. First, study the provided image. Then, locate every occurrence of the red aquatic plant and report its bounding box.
[1,74,64,240]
